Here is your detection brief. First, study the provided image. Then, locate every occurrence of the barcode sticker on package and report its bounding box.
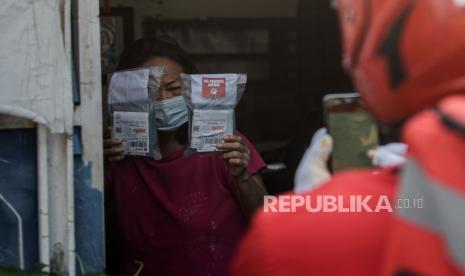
[112,111,150,155]
[191,109,234,152]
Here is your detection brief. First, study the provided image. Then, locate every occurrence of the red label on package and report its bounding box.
[202,77,226,98]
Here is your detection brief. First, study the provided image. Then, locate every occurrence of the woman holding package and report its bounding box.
[104,37,267,276]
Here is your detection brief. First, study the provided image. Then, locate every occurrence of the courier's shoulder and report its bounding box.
[252,167,398,230]
[322,167,399,193]
[331,167,399,183]
[240,168,398,274]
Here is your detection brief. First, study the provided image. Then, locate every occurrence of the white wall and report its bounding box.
[100,0,298,38]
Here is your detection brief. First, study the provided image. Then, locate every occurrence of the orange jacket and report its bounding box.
[231,168,397,276]
[383,95,465,276]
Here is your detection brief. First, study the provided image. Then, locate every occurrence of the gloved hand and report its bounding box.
[367,143,407,168]
[294,128,333,193]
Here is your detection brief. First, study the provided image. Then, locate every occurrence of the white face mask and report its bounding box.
[153,96,188,131]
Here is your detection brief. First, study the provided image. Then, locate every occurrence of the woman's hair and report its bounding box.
[116,36,192,144]
[116,36,197,73]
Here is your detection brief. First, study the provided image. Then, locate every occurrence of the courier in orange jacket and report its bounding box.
[383,96,465,275]
[232,0,465,275]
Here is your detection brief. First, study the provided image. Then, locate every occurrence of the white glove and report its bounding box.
[294,128,333,193]
[368,143,407,168]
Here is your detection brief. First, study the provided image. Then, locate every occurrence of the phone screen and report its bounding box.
[323,93,379,172]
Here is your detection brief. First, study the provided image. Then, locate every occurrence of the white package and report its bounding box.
[108,67,164,159]
[182,73,247,155]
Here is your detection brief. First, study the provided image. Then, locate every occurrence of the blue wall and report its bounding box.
[0,129,39,271]
[0,128,104,274]
[73,129,105,274]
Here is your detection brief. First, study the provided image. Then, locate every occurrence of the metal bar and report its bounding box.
[47,132,75,276]
[75,0,105,191]
[37,124,50,271]
[66,135,76,276]
[63,0,76,273]
[0,193,24,270]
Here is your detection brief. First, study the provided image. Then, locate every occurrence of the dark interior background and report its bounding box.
[99,0,353,194]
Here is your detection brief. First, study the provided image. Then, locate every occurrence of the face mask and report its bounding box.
[153,96,188,131]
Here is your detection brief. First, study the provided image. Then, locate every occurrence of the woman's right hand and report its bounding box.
[104,127,126,163]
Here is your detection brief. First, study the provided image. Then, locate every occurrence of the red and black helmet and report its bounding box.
[336,0,465,123]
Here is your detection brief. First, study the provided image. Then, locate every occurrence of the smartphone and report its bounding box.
[323,93,379,172]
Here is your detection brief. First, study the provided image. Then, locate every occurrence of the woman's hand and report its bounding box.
[216,134,267,218]
[104,127,126,164]
[216,135,250,179]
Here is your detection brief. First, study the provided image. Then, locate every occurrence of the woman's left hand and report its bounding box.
[216,135,250,179]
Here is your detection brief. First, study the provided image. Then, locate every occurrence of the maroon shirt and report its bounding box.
[105,133,265,276]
